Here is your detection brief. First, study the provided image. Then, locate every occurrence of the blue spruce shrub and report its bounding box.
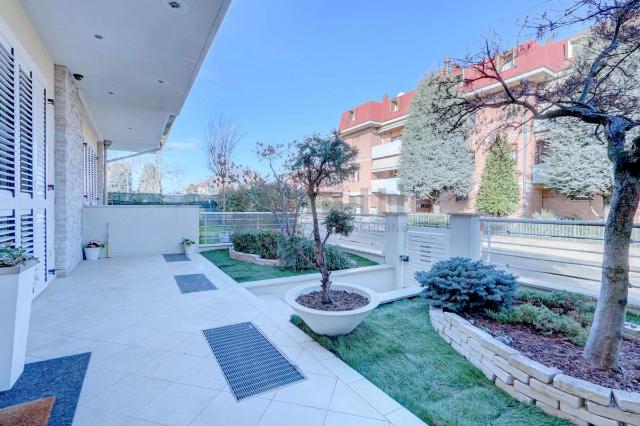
[417,257,518,313]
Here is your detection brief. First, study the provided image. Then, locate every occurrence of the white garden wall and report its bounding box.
[82,205,199,257]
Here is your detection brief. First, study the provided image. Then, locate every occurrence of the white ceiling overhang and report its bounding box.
[20,0,230,152]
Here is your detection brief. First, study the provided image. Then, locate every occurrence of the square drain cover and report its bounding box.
[174,273,216,293]
[203,322,304,400]
[163,253,191,262]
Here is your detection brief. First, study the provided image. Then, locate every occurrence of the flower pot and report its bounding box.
[0,260,37,391]
[183,244,197,255]
[84,247,101,260]
[285,282,380,336]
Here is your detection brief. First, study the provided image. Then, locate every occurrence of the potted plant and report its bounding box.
[0,247,37,391]
[284,131,380,336]
[83,240,104,260]
[181,237,197,255]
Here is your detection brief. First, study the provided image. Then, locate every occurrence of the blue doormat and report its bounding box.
[202,322,305,400]
[175,273,217,293]
[163,253,191,262]
[0,352,90,425]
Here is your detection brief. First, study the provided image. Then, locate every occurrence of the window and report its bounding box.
[511,149,518,160]
[535,140,549,164]
[390,135,402,143]
[83,143,98,205]
[348,110,356,121]
[498,49,516,72]
[0,42,15,194]
[567,37,588,58]
[390,99,399,112]
[455,194,469,202]
[20,211,34,253]
[0,212,16,247]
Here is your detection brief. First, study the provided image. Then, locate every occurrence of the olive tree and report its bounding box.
[289,131,359,303]
[433,0,640,370]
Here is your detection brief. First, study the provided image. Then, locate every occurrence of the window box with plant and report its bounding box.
[181,237,197,255]
[83,240,105,261]
[0,247,38,391]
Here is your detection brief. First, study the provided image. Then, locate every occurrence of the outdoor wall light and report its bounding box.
[73,73,84,81]
[168,1,181,8]
[94,34,104,39]
[108,91,115,95]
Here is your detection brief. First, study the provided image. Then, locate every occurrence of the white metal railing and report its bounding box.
[372,140,402,159]
[480,217,640,290]
[371,178,401,195]
[408,213,451,228]
[299,213,386,255]
[199,211,282,245]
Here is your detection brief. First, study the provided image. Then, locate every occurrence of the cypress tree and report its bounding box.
[475,138,519,216]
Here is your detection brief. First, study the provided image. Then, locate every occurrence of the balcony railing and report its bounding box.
[371,140,402,159]
[371,177,401,195]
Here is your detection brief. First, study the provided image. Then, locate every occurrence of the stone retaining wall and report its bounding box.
[429,308,640,426]
[229,248,283,266]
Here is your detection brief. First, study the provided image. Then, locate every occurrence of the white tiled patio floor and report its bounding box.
[27,254,426,426]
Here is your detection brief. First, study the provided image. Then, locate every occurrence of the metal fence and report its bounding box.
[199,211,282,245]
[408,212,451,228]
[299,213,386,256]
[480,217,640,292]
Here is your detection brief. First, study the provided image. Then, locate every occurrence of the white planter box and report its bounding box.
[0,260,37,391]
[84,247,101,260]
[285,282,380,336]
[184,244,197,255]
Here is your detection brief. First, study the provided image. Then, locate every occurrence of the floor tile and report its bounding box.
[82,375,171,416]
[273,373,336,409]
[133,383,217,425]
[385,408,427,426]
[72,406,127,426]
[329,381,384,420]
[175,357,228,390]
[324,411,390,426]
[349,380,402,415]
[78,367,128,403]
[190,391,270,426]
[257,401,326,426]
[137,352,202,382]
[322,357,364,384]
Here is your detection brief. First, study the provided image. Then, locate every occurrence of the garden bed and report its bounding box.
[201,248,377,283]
[293,298,570,426]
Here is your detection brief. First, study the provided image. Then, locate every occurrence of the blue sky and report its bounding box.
[161,0,566,192]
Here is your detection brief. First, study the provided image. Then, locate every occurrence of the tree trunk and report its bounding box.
[309,192,331,303]
[583,137,640,370]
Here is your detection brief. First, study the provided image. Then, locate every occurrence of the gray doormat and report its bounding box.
[174,273,217,293]
[163,253,191,262]
[202,322,305,400]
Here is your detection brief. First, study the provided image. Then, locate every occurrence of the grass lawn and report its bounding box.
[200,248,377,283]
[292,298,570,426]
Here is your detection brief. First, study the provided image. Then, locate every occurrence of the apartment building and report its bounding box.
[335,35,613,219]
[0,0,229,295]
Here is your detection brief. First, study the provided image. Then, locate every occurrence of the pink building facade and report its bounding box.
[333,35,620,220]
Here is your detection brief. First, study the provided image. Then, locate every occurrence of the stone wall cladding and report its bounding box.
[228,248,283,266]
[429,307,640,426]
[54,65,84,275]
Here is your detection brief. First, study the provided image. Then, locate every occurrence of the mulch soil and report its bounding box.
[296,290,369,312]
[465,312,640,392]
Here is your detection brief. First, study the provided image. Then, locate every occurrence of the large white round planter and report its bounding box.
[183,244,197,255]
[84,247,101,260]
[0,260,37,391]
[285,282,380,336]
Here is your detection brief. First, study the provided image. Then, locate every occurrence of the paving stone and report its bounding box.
[554,374,612,406]
[492,356,530,384]
[514,380,560,408]
[530,378,584,408]
[535,401,588,426]
[509,354,560,384]
[613,389,640,415]
[587,400,640,425]
[560,402,620,426]
[495,378,533,405]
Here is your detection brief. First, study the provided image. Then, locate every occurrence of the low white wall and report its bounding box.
[245,264,396,300]
[82,206,200,257]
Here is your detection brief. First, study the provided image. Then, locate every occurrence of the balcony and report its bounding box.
[371,177,401,195]
[372,140,402,159]
[532,163,549,186]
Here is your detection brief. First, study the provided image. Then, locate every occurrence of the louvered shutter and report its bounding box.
[0,212,15,247]
[33,85,45,199]
[20,210,34,253]
[0,42,15,194]
[19,68,33,196]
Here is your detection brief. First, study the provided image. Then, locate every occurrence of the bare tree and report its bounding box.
[433,0,640,370]
[204,114,241,212]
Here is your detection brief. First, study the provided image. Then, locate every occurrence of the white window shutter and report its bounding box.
[0,42,15,194]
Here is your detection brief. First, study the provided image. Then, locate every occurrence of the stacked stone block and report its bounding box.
[429,308,640,426]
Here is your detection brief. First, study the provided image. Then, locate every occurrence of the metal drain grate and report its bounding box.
[202,322,305,400]
[163,253,191,262]
[174,273,217,293]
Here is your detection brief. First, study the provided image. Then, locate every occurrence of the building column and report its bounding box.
[96,140,111,205]
[53,65,85,275]
[448,213,481,260]
[384,213,408,289]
